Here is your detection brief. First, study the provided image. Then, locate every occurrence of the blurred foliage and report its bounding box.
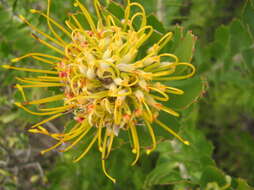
[0,0,254,190]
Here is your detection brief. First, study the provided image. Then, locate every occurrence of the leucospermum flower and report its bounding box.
[3,0,195,182]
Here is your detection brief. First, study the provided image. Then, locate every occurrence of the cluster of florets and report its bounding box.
[3,0,195,183]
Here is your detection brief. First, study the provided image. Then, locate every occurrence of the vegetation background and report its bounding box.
[0,0,254,189]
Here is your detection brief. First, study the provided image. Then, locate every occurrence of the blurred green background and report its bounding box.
[0,0,254,189]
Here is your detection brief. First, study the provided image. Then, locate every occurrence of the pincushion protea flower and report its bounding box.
[3,0,195,182]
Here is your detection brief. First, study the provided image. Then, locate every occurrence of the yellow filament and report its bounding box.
[28,126,49,135]
[130,2,147,28]
[70,13,85,31]
[158,53,179,64]
[165,86,184,95]
[16,77,59,85]
[63,124,88,141]
[155,62,196,81]
[23,77,60,82]
[67,122,82,133]
[31,113,63,128]
[26,94,64,105]
[130,122,140,166]
[38,76,61,80]
[41,141,63,155]
[64,43,81,59]
[102,98,112,114]
[113,87,132,97]
[122,75,139,87]
[53,123,82,140]
[74,0,96,32]
[144,62,161,72]
[15,102,64,116]
[16,84,27,101]
[18,83,64,88]
[31,33,64,55]
[142,100,153,122]
[152,65,175,73]
[124,2,146,29]
[136,26,154,48]
[160,105,179,117]
[94,0,102,23]
[68,91,109,104]
[47,0,67,45]
[130,12,144,30]
[11,53,62,62]
[65,19,76,31]
[123,102,132,115]
[74,29,96,45]
[149,87,169,101]
[113,104,121,125]
[124,0,131,28]
[3,65,58,74]
[70,74,83,95]
[156,32,173,52]
[32,56,56,65]
[101,133,116,183]
[61,124,92,152]
[30,9,71,38]
[155,119,190,145]
[104,61,120,77]
[98,120,104,152]
[151,70,177,77]
[144,121,156,154]
[106,15,117,27]
[73,132,99,162]
[39,105,72,111]
[106,131,115,158]
[18,15,65,47]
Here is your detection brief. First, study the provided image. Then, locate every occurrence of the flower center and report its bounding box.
[56,27,164,133]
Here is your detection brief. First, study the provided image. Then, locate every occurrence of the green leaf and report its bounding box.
[0,7,12,26]
[165,76,204,110]
[107,1,125,20]
[166,25,184,53]
[242,0,254,39]
[144,163,185,189]
[209,25,230,60]
[154,112,180,141]
[236,178,254,190]
[164,26,196,64]
[147,14,166,34]
[200,166,227,189]
[242,47,254,72]
[230,19,252,55]
[174,30,197,62]
[144,126,215,188]
[215,25,230,46]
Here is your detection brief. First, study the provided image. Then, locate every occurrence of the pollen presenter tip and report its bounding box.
[146,149,152,155]
[18,15,25,21]
[14,102,22,108]
[11,58,20,62]
[2,65,10,69]
[30,9,37,13]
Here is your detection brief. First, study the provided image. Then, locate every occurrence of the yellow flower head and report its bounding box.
[3,0,195,182]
